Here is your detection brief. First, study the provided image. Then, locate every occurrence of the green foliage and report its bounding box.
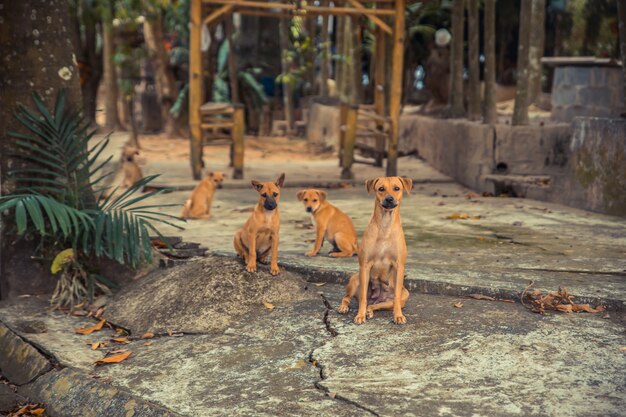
[0,91,182,304]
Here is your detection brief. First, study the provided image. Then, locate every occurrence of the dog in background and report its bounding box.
[233,173,285,276]
[338,176,413,325]
[122,146,143,188]
[181,171,225,219]
[296,189,358,257]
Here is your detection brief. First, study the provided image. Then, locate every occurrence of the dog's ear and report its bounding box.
[399,177,413,195]
[251,180,263,191]
[317,190,327,202]
[207,171,214,177]
[365,178,378,194]
[275,173,286,188]
[296,190,306,201]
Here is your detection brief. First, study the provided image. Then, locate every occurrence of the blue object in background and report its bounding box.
[261,76,275,97]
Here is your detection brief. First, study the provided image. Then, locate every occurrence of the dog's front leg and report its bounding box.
[246,230,258,272]
[306,224,325,257]
[393,260,407,324]
[354,261,371,324]
[269,228,280,275]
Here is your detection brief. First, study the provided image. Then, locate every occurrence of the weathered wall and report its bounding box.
[553,117,626,216]
[552,66,624,121]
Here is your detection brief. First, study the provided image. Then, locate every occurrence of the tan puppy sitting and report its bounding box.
[121,146,143,188]
[233,173,285,276]
[181,171,225,219]
[338,176,413,325]
[296,189,358,257]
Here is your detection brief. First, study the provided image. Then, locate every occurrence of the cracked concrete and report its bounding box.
[1,263,624,417]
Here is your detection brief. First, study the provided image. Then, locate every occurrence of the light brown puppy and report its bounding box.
[233,173,285,276]
[181,171,225,219]
[296,189,358,257]
[121,146,143,188]
[338,176,413,325]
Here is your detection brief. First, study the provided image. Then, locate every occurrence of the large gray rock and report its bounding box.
[0,323,51,385]
[106,255,317,334]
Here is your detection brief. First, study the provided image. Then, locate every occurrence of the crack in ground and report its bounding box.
[319,293,339,337]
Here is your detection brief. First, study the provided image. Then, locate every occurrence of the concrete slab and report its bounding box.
[148,183,626,307]
[0,323,51,385]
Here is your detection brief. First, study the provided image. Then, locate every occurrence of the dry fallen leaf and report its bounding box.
[75,319,106,335]
[94,307,104,319]
[314,282,326,287]
[447,213,470,219]
[71,310,87,316]
[95,351,132,365]
[453,301,464,308]
[90,342,102,350]
[328,392,337,399]
[620,347,626,352]
[141,332,155,339]
[144,341,153,347]
[111,337,129,344]
[30,408,45,416]
[263,301,275,310]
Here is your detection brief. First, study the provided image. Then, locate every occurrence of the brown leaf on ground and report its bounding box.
[95,351,132,365]
[620,347,626,352]
[263,301,276,310]
[144,341,153,346]
[75,319,105,335]
[465,294,515,303]
[141,332,155,339]
[151,240,168,249]
[71,310,86,316]
[446,213,481,220]
[9,404,45,417]
[94,307,104,319]
[133,271,148,280]
[521,282,605,315]
[314,282,326,287]
[452,301,464,308]
[111,337,129,344]
[465,192,481,199]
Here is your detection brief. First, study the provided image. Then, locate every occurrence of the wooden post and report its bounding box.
[225,15,239,103]
[449,0,464,117]
[341,104,358,179]
[320,7,330,97]
[483,0,497,124]
[512,0,532,126]
[374,27,386,167]
[338,102,348,166]
[232,104,245,179]
[618,0,626,116]
[189,0,203,180]
[386,0,404,177]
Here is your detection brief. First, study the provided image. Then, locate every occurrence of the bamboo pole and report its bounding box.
[320,2,330,97]
[189,0,204,180]
[203,4,234,26]
[341,105,358,179]
[232,105,245,178]
[338,102,348,166]
[345,0,391,34]
[374,27,386,167]
[386,0,404,177]
[202,0,396,16]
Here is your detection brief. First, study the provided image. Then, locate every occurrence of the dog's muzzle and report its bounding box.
[381,196,397,209]
[217,184,223,189]
[264,201,277,211]
[306,206,313,213]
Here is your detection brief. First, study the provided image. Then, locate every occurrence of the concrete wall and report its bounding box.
[552,66,624,122]
[553,117,626,216]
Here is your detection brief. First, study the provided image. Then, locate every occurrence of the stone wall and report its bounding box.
[553,117,626,216]
[551,66,624,122]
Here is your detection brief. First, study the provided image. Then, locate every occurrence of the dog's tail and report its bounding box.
[180,199,192,218]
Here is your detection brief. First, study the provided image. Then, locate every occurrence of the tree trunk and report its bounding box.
[528,0,546,105]
[102,7,120,130]
[336,16,345,99]
[144,13,179,137]
[0,0,83,300]
[340,16,354,104]
[483,0,497,124]
[351,18,362,105]
[450,0,465,117]
[467,0,481,120]
[617,1,626,117]
[512,0,532,126]
[320,10,330,97]
[279,19,294,133]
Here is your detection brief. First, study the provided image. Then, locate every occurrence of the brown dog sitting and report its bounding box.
[233,173,285,276]
[181,171,225,219]
[338,176,413,325]
[296,189,358,257]
[121,146,143,188]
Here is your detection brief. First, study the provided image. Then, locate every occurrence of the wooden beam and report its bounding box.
[341,104,358,179]
[345,0,391,34]
[190,0,204,180]
[386,0,404,177]
[338,103,348,167]
[232,105,245,179]
[202,0,396,16]
[202,4,234,27]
